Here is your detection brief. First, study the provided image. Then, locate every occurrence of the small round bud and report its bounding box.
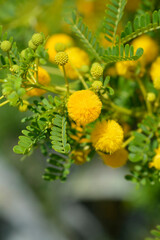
[79,65,89,73]
[92,81,102,91]
[11,65,20,73]
[147,92,156,102]
[31,33,44,46]
[55,51,68,66]
[20,49,27,59]
[28,40,37,50]
[19,100,29,112]
[1,40,12,52]
[91,62,103,79]
[55,42,66,52]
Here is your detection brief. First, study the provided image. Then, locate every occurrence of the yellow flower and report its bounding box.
[18,100,29,112]
[71,149,90,165]
[91,120,124,154]
[45,34,74,62]
[67,90,102,126]
[150,57,160,90]
[149,147,160,170]
[62,47,90,79]
[27,67,51,96]
[132,35,159,65]
[98,148,128,168]
[115,60,138,78]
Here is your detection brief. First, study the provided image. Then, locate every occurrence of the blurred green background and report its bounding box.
[0,0,160,239]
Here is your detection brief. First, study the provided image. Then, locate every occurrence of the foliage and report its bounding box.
[103,0,127,43]
[118,9,160,44]
[0,0,160,188]
[146,225,160,240]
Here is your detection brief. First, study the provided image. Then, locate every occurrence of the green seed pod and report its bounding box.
[31,33,44,46]
[1,40,12,52]
[147,92,156,102]
[91,62,103,79]
[55,51,68,66]
[55,43,66,52]
[92,81,103,91]
[28,40,37,50]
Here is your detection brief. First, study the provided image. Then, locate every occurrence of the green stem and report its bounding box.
[70,62,89,89]
[62,65,70,95]
[42,66,63,76]
[136,77,152,114]
[0,100,9,107]
[122,129,142,148]
[35,58,39,83]
[0,95,4,100]
[110,102,132,116]
[7,52,12,67]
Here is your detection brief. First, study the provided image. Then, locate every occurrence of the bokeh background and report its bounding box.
[0,0,160,239]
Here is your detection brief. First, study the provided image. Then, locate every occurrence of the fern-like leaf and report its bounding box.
[102,44,143,64]
[145,225,160,240]
[50,114,71,154]
[118,9,160,44]
[43,154,72,182]
[69,11,104,62]
[103,0,127,43]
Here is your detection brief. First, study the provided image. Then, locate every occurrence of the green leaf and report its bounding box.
[103,0,127,43]
[119,9,160,44]
[50,114,71,154]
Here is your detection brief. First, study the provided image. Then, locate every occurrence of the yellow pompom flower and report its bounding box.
[91,120,124,154]
[45,34,74,62]
[116,60,137,78]
[67,90,102,126]
[132,35,159,65]
[150,57,160,90]
[62,47,90,79]
[98,148,128,168]
[27,67,51,96]
[149,147,160,170]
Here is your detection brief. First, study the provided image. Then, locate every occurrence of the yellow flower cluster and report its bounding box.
[99,148,128,168]
[45,34,74,62]
[67,90,102,126]
[91,120,124,154]
[27,67,51,96]
[150,57,160,90]
[149,147,160,170]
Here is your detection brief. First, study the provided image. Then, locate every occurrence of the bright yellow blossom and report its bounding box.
[91,120,124,154]
[45,34,74,62]
[149,147,160,170]
[150,57,160,90]
[115,60,138,78]
[27,67,51,96]
[71,149,90,165]
[98,148,128,168]
[132,35,159,65]
[67,90,102,126]
[61,47,90,79]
